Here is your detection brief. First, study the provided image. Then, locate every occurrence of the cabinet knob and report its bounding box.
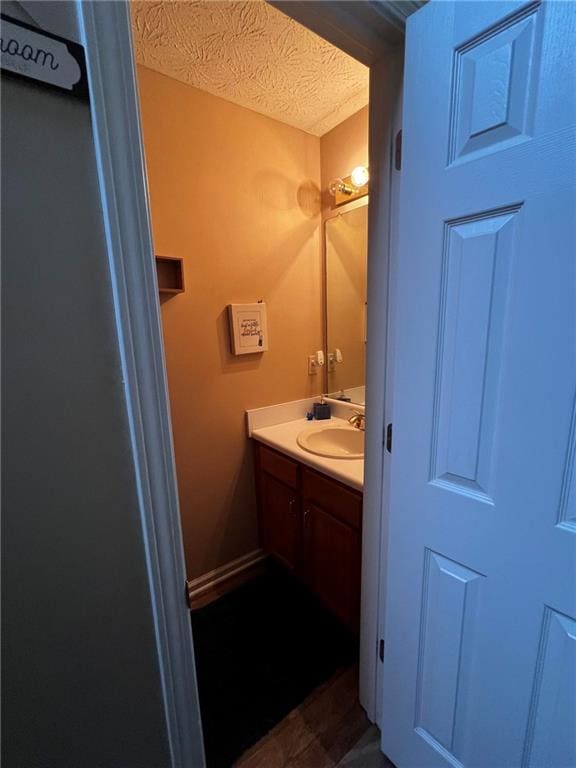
[289,498,296,514]
[304,507,310,520]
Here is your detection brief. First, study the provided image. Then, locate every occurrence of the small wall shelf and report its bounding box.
[155,256,184,294]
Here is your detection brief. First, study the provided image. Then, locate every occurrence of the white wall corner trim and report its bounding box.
[76,2,205,766]
[187,549,266,604]
[359,47,403,725]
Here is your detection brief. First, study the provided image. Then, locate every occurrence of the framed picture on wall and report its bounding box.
[227,302,269,355]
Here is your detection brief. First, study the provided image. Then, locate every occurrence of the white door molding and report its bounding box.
[76,2,205,766]
[360,47,404,723]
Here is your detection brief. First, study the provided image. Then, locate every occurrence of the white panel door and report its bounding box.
[381,2,576,766]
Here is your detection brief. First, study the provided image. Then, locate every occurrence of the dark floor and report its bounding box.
[236,666,395,768]
[191,562,358,768]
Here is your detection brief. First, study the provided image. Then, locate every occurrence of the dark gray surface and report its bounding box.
[1,38,171,768]
[337,726,396,768]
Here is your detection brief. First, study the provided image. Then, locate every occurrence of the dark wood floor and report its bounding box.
[234,666,395,768]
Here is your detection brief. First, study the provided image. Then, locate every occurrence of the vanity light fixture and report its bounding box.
[329,178,355,197]
[329,165,369,207]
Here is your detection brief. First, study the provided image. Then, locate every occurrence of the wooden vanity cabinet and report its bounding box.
[254,442,362,631]
[301,469,362,629]
[260,473,300,573]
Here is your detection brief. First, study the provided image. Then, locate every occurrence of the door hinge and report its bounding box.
[379,638,385,663]
[386,423,393,453]
[394,129,402,171]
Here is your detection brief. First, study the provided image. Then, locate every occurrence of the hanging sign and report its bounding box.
[228,303,269,355]
[0,14,87,97]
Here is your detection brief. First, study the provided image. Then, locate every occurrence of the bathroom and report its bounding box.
[131,1,375,765]
[3,0,573,765]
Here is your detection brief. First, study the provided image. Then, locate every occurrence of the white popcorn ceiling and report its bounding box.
[130,0,369,137]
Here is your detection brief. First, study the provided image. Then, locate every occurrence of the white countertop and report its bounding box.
[251,416,364,491]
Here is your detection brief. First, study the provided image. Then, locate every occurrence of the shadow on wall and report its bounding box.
[203,423,259,571]
[321,186,334,212]
[251,170,321,219]
[297,180,321,220]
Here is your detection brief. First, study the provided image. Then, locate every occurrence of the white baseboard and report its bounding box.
[187,549,266,606]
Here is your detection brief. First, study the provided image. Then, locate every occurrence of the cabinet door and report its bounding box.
[303,502,360,630]
[261,473,300,572]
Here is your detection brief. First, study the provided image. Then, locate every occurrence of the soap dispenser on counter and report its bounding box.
[313,397,331,420]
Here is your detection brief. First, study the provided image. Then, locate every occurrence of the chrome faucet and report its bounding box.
[348,411,366,431]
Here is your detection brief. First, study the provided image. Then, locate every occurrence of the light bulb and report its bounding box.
[350,165,369,188]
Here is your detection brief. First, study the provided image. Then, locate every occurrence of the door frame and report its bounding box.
[77,0,410,762]
[77,3,205,766]
[367,48,404,728]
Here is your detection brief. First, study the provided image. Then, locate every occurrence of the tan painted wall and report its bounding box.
[137,65,323,579]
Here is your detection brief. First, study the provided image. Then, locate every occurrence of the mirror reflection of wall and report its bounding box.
[325,204,368,405]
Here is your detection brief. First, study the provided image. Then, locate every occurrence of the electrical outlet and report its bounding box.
[308,355,318,375]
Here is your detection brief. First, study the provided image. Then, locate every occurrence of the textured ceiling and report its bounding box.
[130,1,369,136]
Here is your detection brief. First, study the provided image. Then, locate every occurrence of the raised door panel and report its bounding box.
[523,608,576,767]
[431,205,519,503]
[261,473,300,572]
[448,3,541,165]
[415,551,485,762]
[303,502,360,630]
[558,397,576,532]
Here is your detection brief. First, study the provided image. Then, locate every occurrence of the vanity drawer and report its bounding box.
[302,468,362,530]
[257,444,299,489]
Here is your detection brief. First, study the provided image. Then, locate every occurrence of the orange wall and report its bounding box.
[137,65,323,579]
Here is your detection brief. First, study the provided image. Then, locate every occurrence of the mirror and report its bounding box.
[324,204,368,406]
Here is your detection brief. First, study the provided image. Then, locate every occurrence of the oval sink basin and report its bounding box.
[297,426,364,459]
